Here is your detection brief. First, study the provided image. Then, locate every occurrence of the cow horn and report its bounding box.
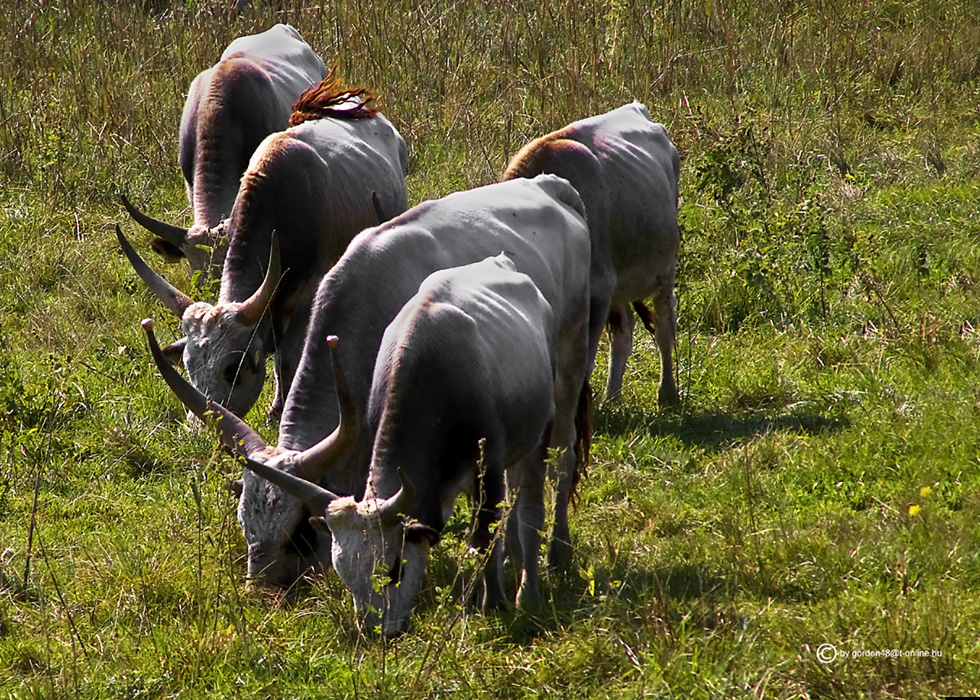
[141,318,268,458]
[294,335,360,479]
[378,468,417,525]
[119,192,190,248]
[236,234,281,327]
[240,455,341,514]
[116,225,194,317]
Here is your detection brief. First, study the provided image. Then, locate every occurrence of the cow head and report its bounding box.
[179,297,270,418]
[321,469,440,637]
[118,225,278,418]
[234,447,331,588]
[142,320,359,589]
[120,193,226,277]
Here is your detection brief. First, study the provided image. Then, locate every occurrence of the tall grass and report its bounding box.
[2,1,979,698]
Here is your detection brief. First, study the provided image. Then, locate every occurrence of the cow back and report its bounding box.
[217,112,408,309]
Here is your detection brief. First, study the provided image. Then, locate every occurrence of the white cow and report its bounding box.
[122,24,328,277]
[243,255,561,635]
[120,79,408,417]
[503,101,681,404]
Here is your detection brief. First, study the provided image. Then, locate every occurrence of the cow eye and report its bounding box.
[387,558,403,585]
[223,364,240,386]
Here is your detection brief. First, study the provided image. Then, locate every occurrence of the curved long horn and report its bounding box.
[241,455,341,514]
[116,225,194,317]
[141,318,268,458]
[236,234,282,327]
[294,335,361,479]
[378,468,417,525]
[119,192,190,247]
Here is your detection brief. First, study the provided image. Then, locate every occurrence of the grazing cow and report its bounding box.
[503,101,681,404]
[120,78,408,417]
[122,24,328,276]
[241,255,559,636]
[144,175,590,589]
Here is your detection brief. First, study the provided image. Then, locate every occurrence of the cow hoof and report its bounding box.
[658,384,680,408]
[516,585,540,611]
[547,538,573,572]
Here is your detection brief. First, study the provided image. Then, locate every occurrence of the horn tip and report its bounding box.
[397,466,412,488]
[141,318,155,331]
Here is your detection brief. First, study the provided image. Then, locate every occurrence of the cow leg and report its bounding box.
[513,440,548,609]
[547,442,576,571]
[504,470,523,568]
[270,359,286,418]
[587,292,613,378]
[604,302,635,402]
[269,353,297,418]
[649,267,679,406]
[549,331,588,571]
[472,449,507,612]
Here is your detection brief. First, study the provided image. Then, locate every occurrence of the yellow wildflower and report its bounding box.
[908,504,921,516]
[919,486,932,498]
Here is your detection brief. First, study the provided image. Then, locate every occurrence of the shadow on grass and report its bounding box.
[499,562,739,644]
[595,400,850,450]
[496,547,845,644]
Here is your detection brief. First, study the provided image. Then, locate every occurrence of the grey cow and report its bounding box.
[242,254,561,636]
[503,101,681,405]
[123,24,328,277]
[120,79,408,417]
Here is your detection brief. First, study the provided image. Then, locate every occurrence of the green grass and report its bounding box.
[2,1,980,698]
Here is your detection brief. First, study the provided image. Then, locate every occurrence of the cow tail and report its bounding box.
[570,378,593,510]
[632,300,656,337]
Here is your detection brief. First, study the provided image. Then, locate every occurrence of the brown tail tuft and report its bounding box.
[289,67,379,126]
[632,300,656,337]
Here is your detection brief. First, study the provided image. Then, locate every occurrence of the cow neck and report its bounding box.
[191,60,262,232]
[218,218,278,302]
[190,141,241,234]
[277,330,375,503]
[277,261,382,447]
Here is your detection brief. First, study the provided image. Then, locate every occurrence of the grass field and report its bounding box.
[2,1,980,697]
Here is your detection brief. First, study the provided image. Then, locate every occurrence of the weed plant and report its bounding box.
[1,1,979,698]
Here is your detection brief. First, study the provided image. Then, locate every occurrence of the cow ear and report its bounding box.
[309,516,331,533]
[227,478,243,499]
[405,522,440,547]
[162,337,187,365]
[150,236,186,262]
